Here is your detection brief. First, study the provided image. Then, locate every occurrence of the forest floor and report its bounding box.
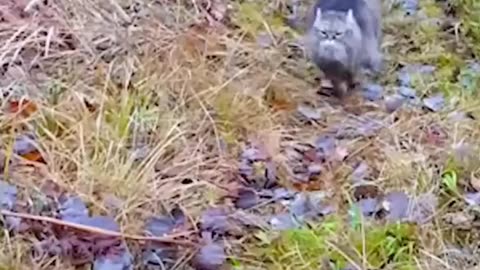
[1,0,480,269]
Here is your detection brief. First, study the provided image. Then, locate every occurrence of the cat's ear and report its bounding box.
[345,9,356,25]
[314,8,322,27]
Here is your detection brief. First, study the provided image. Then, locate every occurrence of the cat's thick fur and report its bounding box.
[304,0,383,97]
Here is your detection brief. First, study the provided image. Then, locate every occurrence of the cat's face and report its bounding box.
[311,8,361,67]
[313,9,357,42]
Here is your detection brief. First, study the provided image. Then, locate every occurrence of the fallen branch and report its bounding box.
[1,210,198,247]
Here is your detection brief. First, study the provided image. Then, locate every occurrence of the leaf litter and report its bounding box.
[1,0,480,268]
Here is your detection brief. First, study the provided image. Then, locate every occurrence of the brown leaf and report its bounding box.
[8,99,38,117]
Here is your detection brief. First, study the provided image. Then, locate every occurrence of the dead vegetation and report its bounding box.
[1,0,480,269]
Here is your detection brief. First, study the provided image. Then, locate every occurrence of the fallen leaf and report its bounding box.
[192,242,226,270]
[0,181,17,210]
[297,104,322,121]
[8,99,38,117]
[233,189,259,209]
[398,86,417,100]
[12,133,38,155]
[93,245,133,270]
[362,83,384,101]
[288,191,335,221]
[58,196,89,221]
[272,187,296,201]
[464,192,480,206]
[314,135,336,158]
[423,94,445,112]
[200,207,239,235]
[269,213,301,230]
[356,197,381,217]
[385,95,405,113]
[145,216,176,236]
[382,191,409,221]
[11,133,45,163]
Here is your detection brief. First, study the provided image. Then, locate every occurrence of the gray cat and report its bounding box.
[304,0,383,98]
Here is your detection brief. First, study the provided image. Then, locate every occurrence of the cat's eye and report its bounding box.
[319,30,328,37]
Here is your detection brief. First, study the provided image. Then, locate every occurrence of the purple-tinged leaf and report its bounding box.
[238,160,253,177]
[192,242,226,270]
[307,163,323,176]
[200,208,231,235]
[145,206,185,236]
[423,94,445,112]
[58,196,89,221]
[269,213,301,230]
[93,246,133,270]
[289,191,334,219]
[241,146,267,162]
[398,68,413,86]
[383,191,409,221]
[4,216,22,231]
[314,135,336,157]
[356,198,380,217]
[145,216,176,236]
[12,133,39,155]
[0,181,17,210]
[170,205,186,226]
[289,193,308,217]
[385,95,405,113]
[464,192,480,206]
[272,188,296,201]
[297,104,322,121]
[362,83,384,101]
[234,189,259,209]
[73,216,120,232]
[398,86,417,100]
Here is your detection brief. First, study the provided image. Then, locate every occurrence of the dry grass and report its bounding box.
[1,0,480,269]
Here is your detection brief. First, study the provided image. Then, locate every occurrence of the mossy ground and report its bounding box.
[1,0,480,269]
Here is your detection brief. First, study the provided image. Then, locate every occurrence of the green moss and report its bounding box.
[258,217,419,269]
[458,0,480,57]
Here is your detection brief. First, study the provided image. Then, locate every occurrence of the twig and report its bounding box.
[1,210,198,247]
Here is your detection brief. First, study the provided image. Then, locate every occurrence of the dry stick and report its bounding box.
[1,210,198,247]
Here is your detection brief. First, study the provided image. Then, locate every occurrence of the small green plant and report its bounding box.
[258,217,419,269]
[442,169,459,195]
